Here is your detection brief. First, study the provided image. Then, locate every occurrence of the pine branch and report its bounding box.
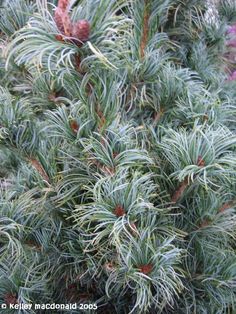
[1,0,236,312]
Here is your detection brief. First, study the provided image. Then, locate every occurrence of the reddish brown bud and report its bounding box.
[203,114,209,122]
[197,156,205,167]
[113,152,119,159]
[68,283,77,290]
[101,165,115,175]
[104,262,116,272]
[70,120,79,133]
[72,20,90,43]
[55,34,65,42]
[114,204,125,217]
[4,293,18,305]
[138,264,153,275]
[198,219,211,229]
[48,90,61,102]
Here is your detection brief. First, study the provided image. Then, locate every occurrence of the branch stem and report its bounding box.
[140,1,150,59]
[29,158,50,183]
[218,200,236,213]
[171,177,189,203]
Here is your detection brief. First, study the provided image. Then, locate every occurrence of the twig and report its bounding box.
[218,200,236,213]
[153,108,164,124]
[140,0,150,59]
[171,177,189,203]
[29,158,50,183]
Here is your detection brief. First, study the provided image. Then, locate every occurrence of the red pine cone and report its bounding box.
[72,20,90,43]
[58,0,70,11]
[54,7,72,36]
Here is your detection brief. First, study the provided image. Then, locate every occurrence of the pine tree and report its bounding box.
[0,0,236,313]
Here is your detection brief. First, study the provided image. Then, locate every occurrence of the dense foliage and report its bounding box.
[1,0,236,313]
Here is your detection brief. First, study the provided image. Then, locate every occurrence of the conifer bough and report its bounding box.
[0,0,236,313]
